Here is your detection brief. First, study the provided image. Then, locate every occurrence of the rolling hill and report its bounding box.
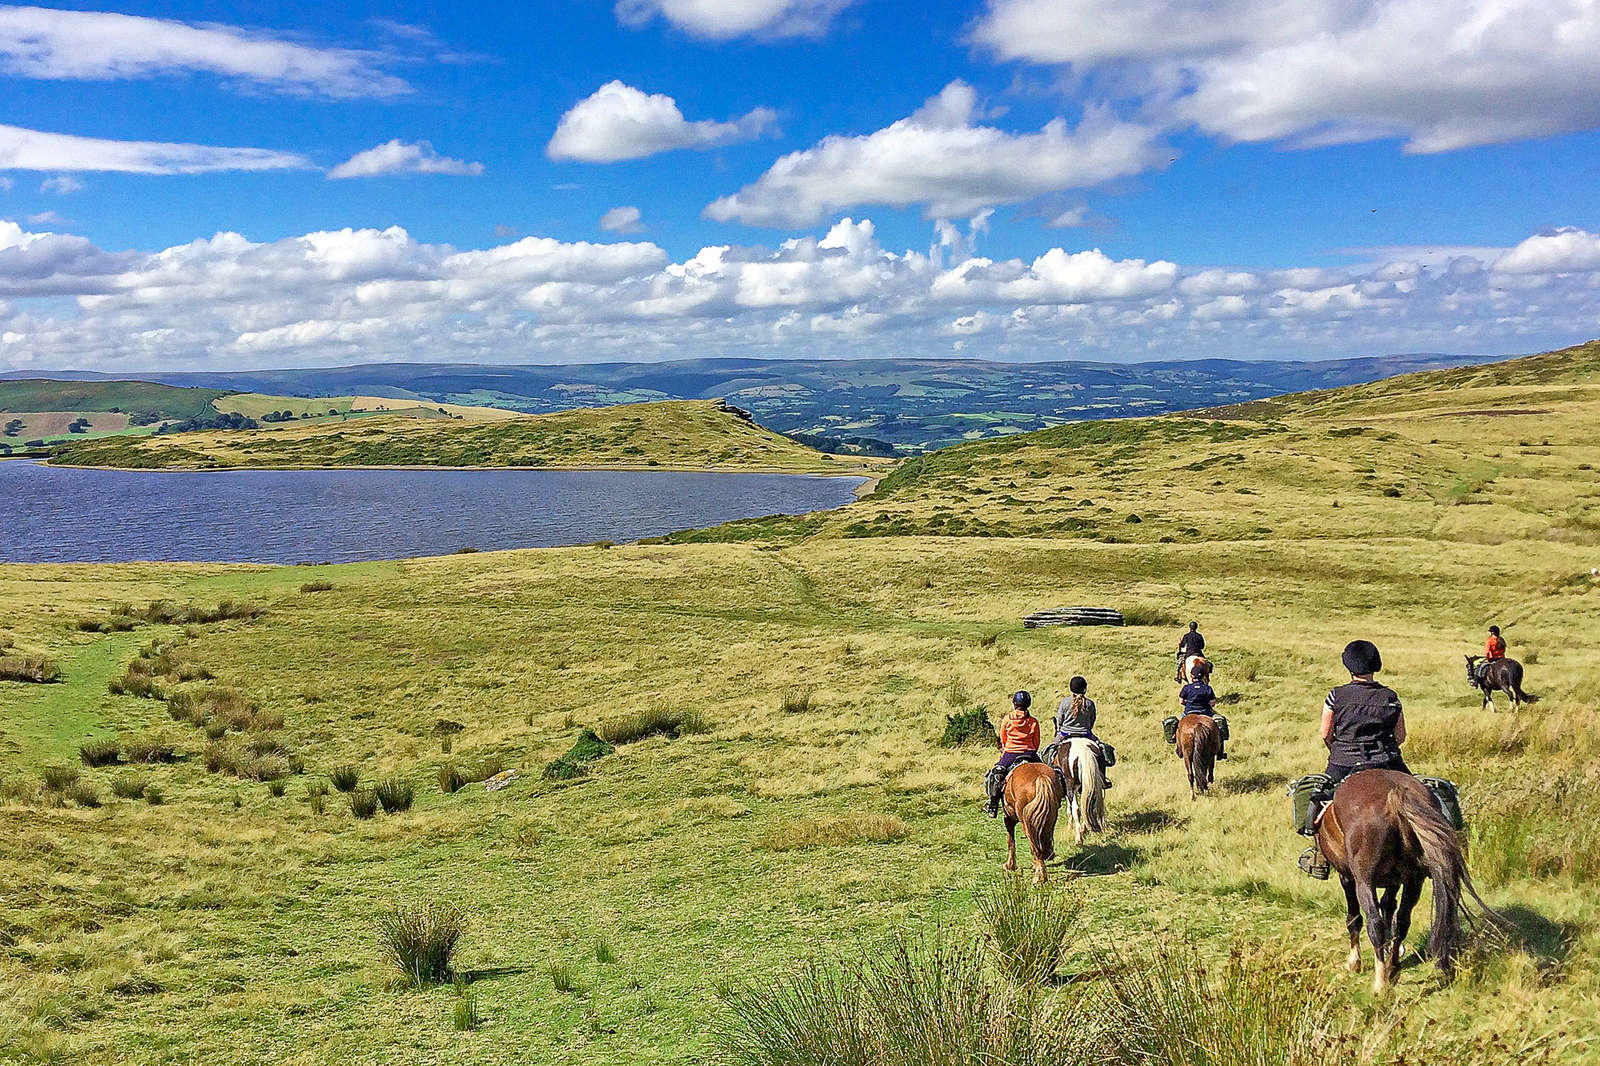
[0,340,1595,1063]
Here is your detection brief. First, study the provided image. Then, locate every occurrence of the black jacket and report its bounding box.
[1178,631,1205,656]
[1324,680,1403,767]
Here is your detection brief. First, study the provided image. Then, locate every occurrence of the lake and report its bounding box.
[0,461,866,564]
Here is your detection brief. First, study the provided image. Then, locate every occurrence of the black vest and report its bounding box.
[1327,681,1403,766]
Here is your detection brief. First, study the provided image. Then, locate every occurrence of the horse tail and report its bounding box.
[1390,787,1471,978]
[1074,742,1105,833]
[1192,717,1218,792]
[1024,770,1061,863]
[1510,662,1539,704]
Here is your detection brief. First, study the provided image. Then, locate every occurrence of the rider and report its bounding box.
[1176,621,1205,681]
[1176,667,1226,758]
[1299,639,1411,874]
[984,691,1041,817]
[1054,675,1111,788]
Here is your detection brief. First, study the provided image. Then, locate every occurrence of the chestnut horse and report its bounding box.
[1050,738,1106,846]
[1465,655,1538,712]
[1002,761,1063,882]
[1175,713,1220,799]
[1317,769,1494,993]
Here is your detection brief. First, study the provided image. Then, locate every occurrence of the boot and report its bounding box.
[1298,844,1330,880]
[984,793,1001,818]
[1218,742,1228,760]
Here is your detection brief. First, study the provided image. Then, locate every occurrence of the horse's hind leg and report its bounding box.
[1390,877,1423,976]
[1341,875,1363,973]
[1004,816,1018,872]
[1378,885,1401,983]
[1355,878,1391,993]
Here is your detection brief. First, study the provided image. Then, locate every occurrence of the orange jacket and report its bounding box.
[1486,635,1506,660]
[998,711,1040,753]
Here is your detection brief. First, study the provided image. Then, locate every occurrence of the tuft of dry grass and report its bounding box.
[0,656,60,683]
[760,813,908,852]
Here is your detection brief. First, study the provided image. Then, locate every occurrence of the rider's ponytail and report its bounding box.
[1068,693,1088,725]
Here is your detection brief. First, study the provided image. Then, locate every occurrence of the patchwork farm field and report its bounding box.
[2,342,1598,1064]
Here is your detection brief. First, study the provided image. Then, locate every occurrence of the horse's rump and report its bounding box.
[1005,762,1062,862]
[1176,714,1219,794]
[1066,738,1105,833]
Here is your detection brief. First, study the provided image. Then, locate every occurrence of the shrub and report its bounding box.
[779,686,816,714]
[79,739,122,767]
[761,813,908,852]
[596,705,710,745]
[438,763,466,794]
[350,790,379,819]
[125,736,178,763]
[329,765,360,792]
[543,729,615,781]
[66,782,102,808]
[376,777,415,813]
[0,656,60,683]
[299,580,335,593]
[374,900,466,988]
[978,877,1083,986]
[110,774,149,800]
[41,764,80,791]
[939,706,994,749]
[143,785,165,805]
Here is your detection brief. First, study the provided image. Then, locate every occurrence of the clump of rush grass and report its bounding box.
[438,763,466,794]
[374,900,467,989]
[65,781,101,808]
[143,785,165,805]
[78,739,122,767]
[760,813,908,852]
[0,655,60,683]
[548,960,581,994]
[350,789,379,819]
[267,780,287,798]
[376,777,415,813]
[40,764,80,791]
[977,876,1084,986]
[942,677,971,709]
[1470,772,1600,884]
[1094,946,1334,1066]
[596,705,710,745]
[543,729,615,781]
[594,938,617,965]
[110,774,149,800]
[939,706,994,749]
[124,735,178,764]
[1121,606,1182,627]
[166,686,257,730]
[779,686,816,714]
[452,982,480,1031]
[329,765,360,792]
[299,580,335,593]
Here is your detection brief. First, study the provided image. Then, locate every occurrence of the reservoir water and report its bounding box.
[0,461,865,564]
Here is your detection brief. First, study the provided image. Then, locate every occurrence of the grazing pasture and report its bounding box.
[1,341,1598,1063]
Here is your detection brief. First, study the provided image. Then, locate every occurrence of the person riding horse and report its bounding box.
[1176,667,1226,759]
[1053,675,1111,788]
[984,691,1041,817]
[1175,621,1205,681]
[1298,639,1411,877]
[1476,625,1506,683]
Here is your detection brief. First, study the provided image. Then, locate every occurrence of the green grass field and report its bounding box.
[2,343,1598,1064]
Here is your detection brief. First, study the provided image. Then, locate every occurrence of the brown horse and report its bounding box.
[1002,761,1063,882]
[1317,769,1494,993]
[1465,655,1538,712]
[1175,713,1219,799]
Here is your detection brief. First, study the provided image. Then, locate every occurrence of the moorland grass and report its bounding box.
[374,901,466,989]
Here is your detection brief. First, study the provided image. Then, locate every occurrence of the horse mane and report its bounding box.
[1069,739,1105,833]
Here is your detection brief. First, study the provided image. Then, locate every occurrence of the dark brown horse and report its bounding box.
[1317,769,1493,993]
[1465,655,1538,712]
[1175,713,1219,799]
[1002,761,1063,883]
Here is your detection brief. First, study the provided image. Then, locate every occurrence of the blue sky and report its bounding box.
[1,0,1599,369]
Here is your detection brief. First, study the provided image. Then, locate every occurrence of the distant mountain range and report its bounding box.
[3,352,1491,453]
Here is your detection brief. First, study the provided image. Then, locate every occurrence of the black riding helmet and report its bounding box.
[1342,639,1382,675]
[1069,676,1087,695]
[1489,625,1501,636]
[1012,690,1031,710]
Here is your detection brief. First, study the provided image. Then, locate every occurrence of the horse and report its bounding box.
[1050,738,1106,846]
[1002,761,1063,883]
[1179,654,1212,683]
[1175,713,1219,799]
[1465,655,1538,712]
[1316,769,1496,993]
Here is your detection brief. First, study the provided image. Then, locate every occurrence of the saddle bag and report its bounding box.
[1100,741,1116,767]
[1162,715,1180,744]
[1288,773,1333,835]
[1215,714,1230,742]
[1417,776,1467,832]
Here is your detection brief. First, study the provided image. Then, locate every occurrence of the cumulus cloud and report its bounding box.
[40,175,83,194]
[971,0,1600,153]
[599,206,646,234]
[614,0,853,40]
[547,81,776,163]
[0,123,309,174]
[328,140,484,179]
[705,81,1166,226]
[0,4,408,97]
[1,215,1596,370]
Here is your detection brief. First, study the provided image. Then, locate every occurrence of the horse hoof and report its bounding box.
[1003,861,1016,872]
[1346,952,1362,973]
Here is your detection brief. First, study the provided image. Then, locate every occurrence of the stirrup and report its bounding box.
[1298,846,1330,880]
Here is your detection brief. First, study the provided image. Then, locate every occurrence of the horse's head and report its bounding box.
[1464,655,1481,681]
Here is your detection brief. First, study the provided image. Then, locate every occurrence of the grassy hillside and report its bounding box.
[51,399,877,474]
[0,380,227,420]
[1,343,1597,1063]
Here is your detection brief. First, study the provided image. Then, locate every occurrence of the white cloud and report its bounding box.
[1,216,1596,369]
[328,140,484,179]
[614,0,853,40]
[0,176,12,192]
[599,206,645,234]
[25,209,65,226]
[40,174,83,194]
[547,81,776,163]
[705,81,1166,226]
[0,123,309,174]
[0,4,408,97]
[972,0,1600,153]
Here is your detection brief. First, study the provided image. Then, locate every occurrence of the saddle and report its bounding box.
[1041,737,1116,769]
[1288,772,1466,836]
[1163,713,1229,745]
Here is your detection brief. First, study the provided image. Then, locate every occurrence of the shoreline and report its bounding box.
[40,457,884,481]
